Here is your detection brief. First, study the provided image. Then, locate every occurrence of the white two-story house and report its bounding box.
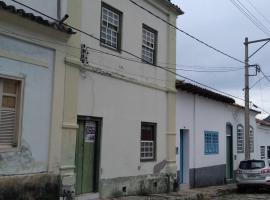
[63,0,183,198]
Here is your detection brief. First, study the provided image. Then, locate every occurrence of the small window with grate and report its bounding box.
[261,146,266,159]
[142,24,157,65]
[249,126,254,153]
[0,77,22,149]
[100,2,122,51]
[140,122,156,162]
[237,124,244,153]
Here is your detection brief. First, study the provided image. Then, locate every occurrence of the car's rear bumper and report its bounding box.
[236,179,270,187]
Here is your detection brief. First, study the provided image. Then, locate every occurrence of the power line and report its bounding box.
[246,0,270,27]
[230,0,270,36]
[9,0,270,115]
[0,26,244,73]
[129,0,244,64]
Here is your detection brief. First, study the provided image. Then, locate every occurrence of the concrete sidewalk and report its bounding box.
[106,184,237,200]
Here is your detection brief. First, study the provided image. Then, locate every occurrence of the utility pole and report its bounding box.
[243,37,270,160]
[244,37,250,160]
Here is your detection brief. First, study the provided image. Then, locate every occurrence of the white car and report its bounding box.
[236,159,270,191]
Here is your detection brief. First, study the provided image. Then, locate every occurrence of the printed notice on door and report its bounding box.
[85,121,96,143]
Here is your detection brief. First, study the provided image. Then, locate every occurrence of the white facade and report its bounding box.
[72,0,182,197]
[176,88,259,187]
[256,122,270,160]
[79,0,171,179]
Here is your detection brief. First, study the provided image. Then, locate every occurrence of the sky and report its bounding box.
[171,0,270,118]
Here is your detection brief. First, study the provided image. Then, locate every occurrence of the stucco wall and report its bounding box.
[77,0,175,181]
[81,0,169,89]
[176,90,258,174]
[77,71,168,179]
[256,125,270,159]
[0,34,54,175]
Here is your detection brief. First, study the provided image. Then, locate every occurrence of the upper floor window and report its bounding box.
[100,2,122,51]
[204,131,219,154]
[0,77,22,149]
[237,124,244,153]
[142,24,157,65]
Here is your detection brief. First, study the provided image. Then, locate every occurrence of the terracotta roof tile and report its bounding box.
[0,1,74,34]
[163,0,184,15]
[175,80,235,104]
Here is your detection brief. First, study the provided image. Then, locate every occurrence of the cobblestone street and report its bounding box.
[215,194,270,200]
[214,192,270,200]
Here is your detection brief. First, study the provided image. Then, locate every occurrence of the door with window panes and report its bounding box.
[0,78,21,148]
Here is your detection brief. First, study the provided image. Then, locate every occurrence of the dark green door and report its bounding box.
[226,124,233,180]
[75,117,101,194]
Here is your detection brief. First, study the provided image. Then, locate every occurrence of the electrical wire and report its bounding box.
[246,0,270,27]
[8,0,270,115]
[129,0,244,64]
[0,26,244,73]
[230,0,270,36]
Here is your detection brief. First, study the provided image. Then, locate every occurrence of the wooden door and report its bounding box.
[75,117,101,194]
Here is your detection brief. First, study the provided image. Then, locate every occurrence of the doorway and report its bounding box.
[75,116,102,195]
[179,129,189,185]
[226,123,233,180]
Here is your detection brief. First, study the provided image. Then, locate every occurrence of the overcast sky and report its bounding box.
[171,0,270,118]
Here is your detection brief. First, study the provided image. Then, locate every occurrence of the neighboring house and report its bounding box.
[0,1,73,199]
[175,81,259,189]
[256,117,270,160]
[62,0,184,198]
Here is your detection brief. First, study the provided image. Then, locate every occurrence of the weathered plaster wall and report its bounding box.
[77,71,168,179]
[0,174,60,200]
[76,0,178,188]
[0,34,54,175]
[81,0,169,89]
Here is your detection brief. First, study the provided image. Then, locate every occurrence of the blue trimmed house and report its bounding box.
[175,80,260,188]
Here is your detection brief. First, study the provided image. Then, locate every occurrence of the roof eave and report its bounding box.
[160,0,184,16]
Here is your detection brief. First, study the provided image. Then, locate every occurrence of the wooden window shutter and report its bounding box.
[0,79,19,148]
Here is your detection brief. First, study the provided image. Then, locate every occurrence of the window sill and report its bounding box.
[0,146,19,153]
[140,159,156,162]
[100,42,121,53]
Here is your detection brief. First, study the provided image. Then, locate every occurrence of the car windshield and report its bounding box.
[239,160,265,170]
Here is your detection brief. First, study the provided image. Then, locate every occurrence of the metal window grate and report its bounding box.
[140,140,154,160]
[204,131,219,154]
[249,126,254,153]
[261,146,265,159]
[237,125,244,153]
